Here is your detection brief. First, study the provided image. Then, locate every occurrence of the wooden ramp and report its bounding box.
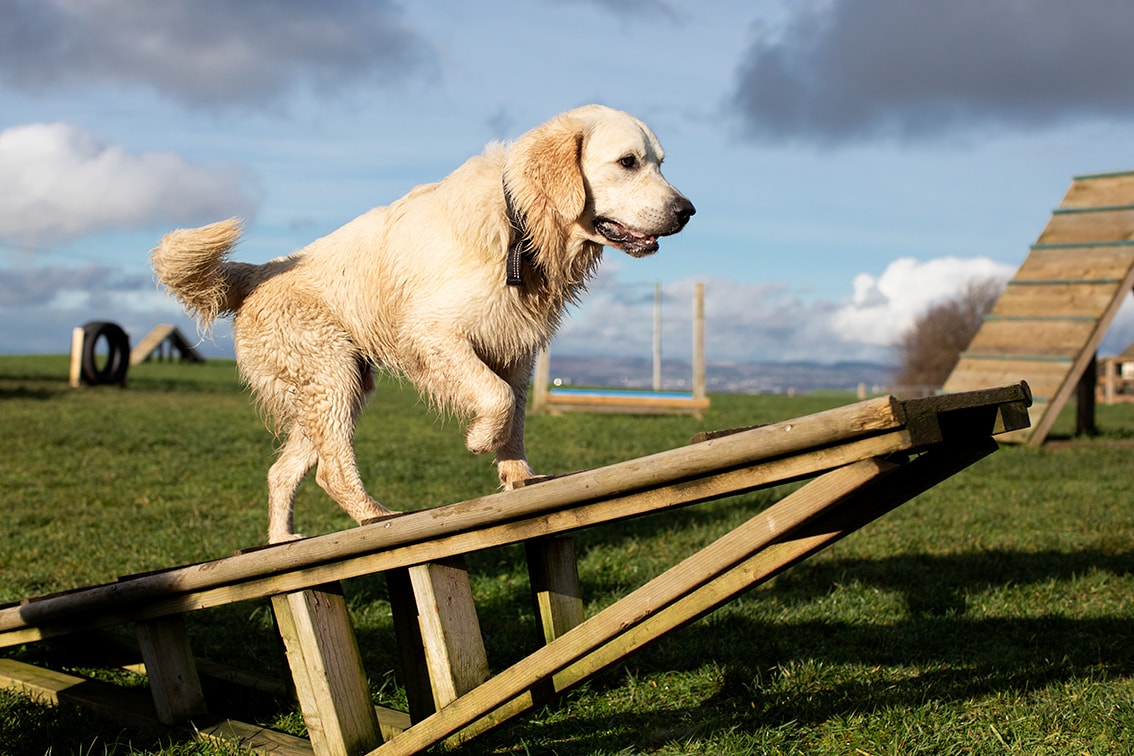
[0,384,1031,755]
[943,170,1134,445]
[130,324,205,365]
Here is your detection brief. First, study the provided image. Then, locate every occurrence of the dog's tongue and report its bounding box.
[596,218,659,256]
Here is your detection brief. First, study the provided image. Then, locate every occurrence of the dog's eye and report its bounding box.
[618,155,638,169]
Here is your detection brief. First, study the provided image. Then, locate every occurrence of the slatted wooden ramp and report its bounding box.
[943,170,1134,445]
[0,384,1031,756]
[130,324,206,365]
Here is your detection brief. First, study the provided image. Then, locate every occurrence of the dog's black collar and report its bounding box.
[503,181,536,286]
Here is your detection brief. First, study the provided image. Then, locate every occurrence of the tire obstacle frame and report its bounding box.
[0,383,1031,755]
[69,320,131,388]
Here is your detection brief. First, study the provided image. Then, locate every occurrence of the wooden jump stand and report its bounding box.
[532,282,709,418]
[0,383,1031,755]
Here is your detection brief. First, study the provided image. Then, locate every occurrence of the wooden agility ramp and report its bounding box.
[130,324,205,365]
[0,384,1030,755]
[943,170,1134,445]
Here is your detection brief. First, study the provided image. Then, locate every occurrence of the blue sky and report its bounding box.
[2,0,1133,366]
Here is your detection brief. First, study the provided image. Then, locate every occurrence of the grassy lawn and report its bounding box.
[1,355,1132,755]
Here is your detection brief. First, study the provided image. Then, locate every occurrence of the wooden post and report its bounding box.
[532,348,550,413]
[1076,353,1098,437]
[388,557,489,720]
[525,537,584,645]
[653,281,662,392]
[386,568,436,724]
[271,584,381,756]
[692,283,706,408]
[1103,357,1117,405]
[68,327,84,388]
[135,614,207,725]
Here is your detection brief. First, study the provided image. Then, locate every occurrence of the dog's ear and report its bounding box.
[504,114,587,240]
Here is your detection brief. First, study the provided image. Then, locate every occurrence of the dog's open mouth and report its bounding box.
[594,218,660,257]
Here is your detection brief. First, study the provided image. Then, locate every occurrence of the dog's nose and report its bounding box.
[672,196,696,226]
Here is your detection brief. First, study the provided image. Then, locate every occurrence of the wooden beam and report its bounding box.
[135,614,207,725]
[406,557,490,711]
[526,537,585,645]
[271,584,381,756]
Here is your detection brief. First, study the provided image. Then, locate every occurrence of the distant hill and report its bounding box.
[547,355,897,395]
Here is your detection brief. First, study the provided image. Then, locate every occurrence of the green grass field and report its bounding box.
[2,355,1132,755]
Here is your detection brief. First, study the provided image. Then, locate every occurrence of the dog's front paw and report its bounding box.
[497,459,535,490]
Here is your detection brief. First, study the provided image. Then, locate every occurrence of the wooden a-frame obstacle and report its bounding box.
[130,324,206,365]
[0,383,1030,755]
[944,169,1134,445]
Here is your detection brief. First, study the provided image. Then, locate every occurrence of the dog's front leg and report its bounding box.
[406,338,525,467]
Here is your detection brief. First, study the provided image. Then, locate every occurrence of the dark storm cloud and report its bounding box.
[732,0,1134,142]
[0,0,436,108]
[0,264,148,308]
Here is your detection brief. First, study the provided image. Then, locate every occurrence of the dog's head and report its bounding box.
[504,105,694,260]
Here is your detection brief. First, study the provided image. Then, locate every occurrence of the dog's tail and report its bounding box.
[151,218,246,331]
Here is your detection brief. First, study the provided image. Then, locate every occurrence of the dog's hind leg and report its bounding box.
[266,428,318,543]
[302,364,393,530]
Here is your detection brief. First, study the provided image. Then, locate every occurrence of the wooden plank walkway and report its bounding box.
[0,383,1031,755]
[943,169,1134,444]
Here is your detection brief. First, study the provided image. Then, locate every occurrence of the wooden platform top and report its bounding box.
[0,383,1031,648]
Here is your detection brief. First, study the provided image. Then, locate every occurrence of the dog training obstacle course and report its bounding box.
[944,169,1134,445]
[0,383,1030,755]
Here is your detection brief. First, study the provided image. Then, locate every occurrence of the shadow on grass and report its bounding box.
[441,547,1132,753]
[463,613,1133,754]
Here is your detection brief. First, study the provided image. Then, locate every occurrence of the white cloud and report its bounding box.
[0,123,258,245]
[552,257,1019,366]
[831,256,1016,347]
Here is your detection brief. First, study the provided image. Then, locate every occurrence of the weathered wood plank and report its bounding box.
[407,557,490,711]
[1037,208,1134,244]
[198,719,315,755]
[1058,172,1134,210]
[965,318,1096,357]
[0,657,314,754]
[1013,245,1134,281]
[989,282,1124,320]
[135,614,207,725]
[271,585,381,756]
[525,537,585,645]
[944,358,1068,402]
[0,657,164,732]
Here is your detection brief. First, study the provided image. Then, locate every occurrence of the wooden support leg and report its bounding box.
[135,614,207,725]
[387,557,489,720]
[525,537,584,644]
[271,584,381,756]
[1076,354,1098,436]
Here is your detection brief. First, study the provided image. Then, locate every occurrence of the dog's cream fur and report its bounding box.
[152,105,694,543]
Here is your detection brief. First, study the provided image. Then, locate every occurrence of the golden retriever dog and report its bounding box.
[152,105,694,543]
